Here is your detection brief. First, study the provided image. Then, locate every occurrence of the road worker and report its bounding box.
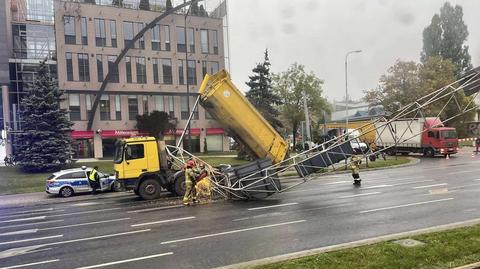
[89,166,100,194]
[183,159,200,206]
[350,155,362,186]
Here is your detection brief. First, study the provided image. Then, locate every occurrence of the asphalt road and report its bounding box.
[1,151,480,269]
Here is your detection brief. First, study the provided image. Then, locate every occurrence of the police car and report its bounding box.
[45,166,116,197]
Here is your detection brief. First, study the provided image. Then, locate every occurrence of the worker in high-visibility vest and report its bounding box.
[183,160,200,206]
[89,166,100,194]
[350,155,362,186]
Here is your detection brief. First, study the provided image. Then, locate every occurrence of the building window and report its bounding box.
[123,21,134,48]
[162,59,173,84]
[152,58,159,84]
[96,55,103,82]
[66,52,73,81]
[200,29,209,54]
[177,60,184,85]
[202,61,207,78]
[94,19,106,47]
[211,30,218,54]
[163,25,171,51]
[125,56,132,83]
[155,95,164,111]
[188,27,195,53]
[176,27,186,53]
[187,60,196,85]
[100,95,111,121]
[78,53,90,82]
[142,96,148,114]
[128,95,138,120]
[69,94,81,121]
[192,97,199,119]
[81,17,88,45]
[181,96,189,120]
[108,55,119,83]
[210,61,219,74]
[115,95,121,120]
[152,24,160,51]
[86,94,93,119]
[110,20,117,47]
[137,22,145,49]
[64,16,76,44]
[136,57,147,84]
[167,96,175,117]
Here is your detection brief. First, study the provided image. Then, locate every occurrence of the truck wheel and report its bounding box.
[425,148,435,157]
[138,179,161,200]
[174,174,186,197]
[166,184,175,194]
[59,186,74,198]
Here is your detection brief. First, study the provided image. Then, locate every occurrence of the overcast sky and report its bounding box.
[225,0,480,102]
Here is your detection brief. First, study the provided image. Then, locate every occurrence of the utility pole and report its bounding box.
[302,90,311,143]
[344,50,362,133]
[184,0,192,152]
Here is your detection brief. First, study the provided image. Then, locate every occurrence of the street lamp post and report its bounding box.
[344,50,362,133]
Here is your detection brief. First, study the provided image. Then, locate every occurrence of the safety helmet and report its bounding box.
[186,160,195,167]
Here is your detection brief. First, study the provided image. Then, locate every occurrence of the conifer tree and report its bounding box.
[15,62,73,172]
[139,0,150,11]
[246,49,283,131]
[166,0,173,11]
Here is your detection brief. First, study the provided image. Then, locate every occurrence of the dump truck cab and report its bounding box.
[114,137,179,199]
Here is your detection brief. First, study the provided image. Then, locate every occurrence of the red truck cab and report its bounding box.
[421,118,459,156]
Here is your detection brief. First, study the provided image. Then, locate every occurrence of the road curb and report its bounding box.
[454,262,480,269]
[214,218,480,269]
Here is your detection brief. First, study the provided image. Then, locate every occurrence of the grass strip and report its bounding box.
[255,224,480,269]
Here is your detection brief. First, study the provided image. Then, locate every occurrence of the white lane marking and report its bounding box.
[0,220,64,230]
[71,202,100,207]
[127,205,183,213]
[161,220,306,244]
[0,235,63,246]
[0,259,59,269]
[475,179,480,181]
[40,218,131,231]
[0,216,46,224]
[0,210,65,220]
[412,183,448,189]
[324,181,350,185]
[75,252,173,269]
[447,170,478,175]
[360,198,454,214]
[247,203,299,211]
[0,229,38,237]
[339,192,381,199]
[361,185,392,190]
[390,179,434,186]
[46,229,150,246]
[48,207,122,217]
[131,216,195,227]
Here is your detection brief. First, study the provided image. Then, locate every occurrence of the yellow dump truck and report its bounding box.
[113,70,289,200]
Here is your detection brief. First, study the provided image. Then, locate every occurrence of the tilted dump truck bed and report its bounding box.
[198,70,288,164]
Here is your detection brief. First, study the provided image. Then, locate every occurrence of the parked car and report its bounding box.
[46,166,116,197]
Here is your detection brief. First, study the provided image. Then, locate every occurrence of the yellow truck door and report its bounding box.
[123,143,148,179]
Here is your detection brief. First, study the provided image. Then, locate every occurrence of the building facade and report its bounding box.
[3,0,229,159]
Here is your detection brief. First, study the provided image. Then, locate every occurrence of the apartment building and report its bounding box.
[4,0,229,159]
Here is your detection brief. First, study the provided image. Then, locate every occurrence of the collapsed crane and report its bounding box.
[165,67,480,200]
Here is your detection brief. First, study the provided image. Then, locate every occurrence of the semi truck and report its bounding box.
[374,118,459,157]
[113,70,289,200]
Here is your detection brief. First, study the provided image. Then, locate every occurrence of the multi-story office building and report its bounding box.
[3,0,229,159]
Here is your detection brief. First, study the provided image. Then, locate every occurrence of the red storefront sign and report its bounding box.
[206,128,224,135]
[71,130,94,139]
[164,128,201,136]
[100,130,149,138]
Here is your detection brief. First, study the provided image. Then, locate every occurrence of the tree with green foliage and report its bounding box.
[199,4,208,17]
[139,0,150,11]
[15,62,73,172]
[84,0,96,4]
[166,0,173,11]
[246,49,283,132]
[273,63,329,150]
[421,2,472,77]
[135,110,175,139]
[190,1,199,15]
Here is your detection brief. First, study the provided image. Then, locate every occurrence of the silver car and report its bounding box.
[46,166,115,197]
